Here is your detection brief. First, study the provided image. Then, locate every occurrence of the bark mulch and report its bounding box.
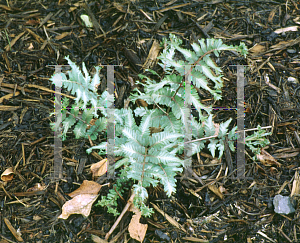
[0,0,300,242]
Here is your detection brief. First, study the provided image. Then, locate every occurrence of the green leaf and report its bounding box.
[208,139,218,158]
[218,118,232,138]
[204,115,215,136]
[74,121,87,139]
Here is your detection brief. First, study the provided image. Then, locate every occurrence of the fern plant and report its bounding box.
[50,56,114,141]
[129,35,247,160]
[49,34,267,217]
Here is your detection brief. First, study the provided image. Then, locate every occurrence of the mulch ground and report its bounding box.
[1,0,300,242]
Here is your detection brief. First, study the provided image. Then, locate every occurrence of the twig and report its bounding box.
[105,193,135,240]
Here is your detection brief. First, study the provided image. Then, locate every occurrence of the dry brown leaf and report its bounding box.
[136,98,148,107]
[58,180,102,219]
[55,32,70,40]
[143,40,161,69]
[4,218,23,242]
[294,17,300,25]
[291,171,300,197]
[209,158,221,165]
[208,184,224,199]
[218,185,228,194]
[33,215,42,221]
[90,159,107,177]
[58,0,67,4]
[68,180,102,197]
[1,167,14,182]
[149,126,163,135]
[249,44,266,54]
[268,7,277,23]
[269,40,291,50]
[129,203,139,214]
[27,183,46,192]
[269,167,278,175]
[58,194,99,219]
[25,19,40,26]
[256,149,281,167]
[128,210,148,243]
[113,2,134,14]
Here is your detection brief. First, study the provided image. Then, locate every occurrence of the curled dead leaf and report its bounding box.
[249,44,266,54]
[90,159,107,177]
[256,149,281,167]
[1,167,14,182]
[269,167,278,175]
[55,32,70,40]
[27,183,46,192]
[58,194,99,219]
[58,180,102,219]
[128,210,148,243]
[218,185,228,194]
[68,180,102,197]
[208,184,224,200]
[291,171,300,197]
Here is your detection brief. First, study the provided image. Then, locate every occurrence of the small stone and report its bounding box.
[287,49,297,54]
[155,230,170,241]
[273,195,295,215]
[287,77,299,84]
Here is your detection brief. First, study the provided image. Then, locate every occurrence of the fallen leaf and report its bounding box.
[269,167,278,176]
[25,19,40,26]
[256,149,281,167]
[55,32,70,40]
[90,159,107,177]
[33,215,42,221]
[128,210,148,243]
[113,2,134,14]
[208,184,224,199]
[249,44,266,54]
[58,194,99,219]
[27,183,46,192]
[1,167,14,182]
[218,185,228,194]
[291,171,300,197]
[58,180,102,219]
[4,218,23,242]
[68,180,102,197]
